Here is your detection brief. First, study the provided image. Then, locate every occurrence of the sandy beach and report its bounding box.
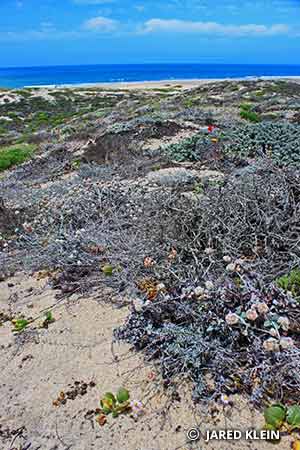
[24,76,300,91]
[25,78,220,90]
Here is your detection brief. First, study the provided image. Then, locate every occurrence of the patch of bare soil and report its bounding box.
[82,121,183,164]
[0,197,16,234]
[142,128,199,152]
[0,275,292,450]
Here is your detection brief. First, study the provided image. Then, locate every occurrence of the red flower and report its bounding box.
[208,125,215,133]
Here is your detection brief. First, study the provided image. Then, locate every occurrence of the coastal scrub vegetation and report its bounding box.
[164,121,300,166]
[1,78,300,445]
[0,143,36,171]
[240,102,261,122]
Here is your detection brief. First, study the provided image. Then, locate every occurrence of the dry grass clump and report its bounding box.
[167,161,300,283]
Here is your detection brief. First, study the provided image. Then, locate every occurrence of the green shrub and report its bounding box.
[240,109,261,123]
[240,102,252,111]
[255,90,265,97]
[0,126,7,136]
[7,111,20,119]
[183,97,198,108]
[239,103,261,122]
[276,269,300,300]
[0,143,36,171]
[35,112,50,123]
[51,114,67,127]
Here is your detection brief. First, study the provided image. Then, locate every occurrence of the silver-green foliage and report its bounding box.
[164,122,300,166]
[222,122,300,166]
[164,133,212,162]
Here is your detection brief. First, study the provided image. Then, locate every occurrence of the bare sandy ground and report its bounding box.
[85,76,300,91]
[25,76,300,92]
[0,274,293,450]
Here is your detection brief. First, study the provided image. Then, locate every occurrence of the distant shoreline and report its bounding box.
[1,62,300,89]
[23,76,300,90]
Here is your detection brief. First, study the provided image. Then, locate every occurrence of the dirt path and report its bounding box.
[0,275,291,450]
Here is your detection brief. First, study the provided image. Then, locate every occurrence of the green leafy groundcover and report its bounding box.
[264,403,300,443]
[0,143,36,172]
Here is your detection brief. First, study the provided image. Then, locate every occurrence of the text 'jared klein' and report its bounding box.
[204,429,280,442]
[187,429,281,442]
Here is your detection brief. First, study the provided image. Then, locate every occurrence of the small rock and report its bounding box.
[194,286,205,297]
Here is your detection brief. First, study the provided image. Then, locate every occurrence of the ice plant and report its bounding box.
[278,317,290,331]
[245,308,258,321]
[280,337,294,350]
[270,328,279,337]
[225,313,240,326]
[263,338,280,352]
[99,388,130,420]
[255,302,269,315]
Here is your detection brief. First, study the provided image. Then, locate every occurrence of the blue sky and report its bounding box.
[0,0,299,67]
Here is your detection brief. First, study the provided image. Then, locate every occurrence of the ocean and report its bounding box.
[0,63,300,89]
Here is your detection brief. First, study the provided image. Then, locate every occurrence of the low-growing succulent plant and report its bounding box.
[41,310,55,328]
[264,403,287,430]
[99,388,130,419]
[164,122,300,166]
[12,318,29,332]
[222,122,300,166]
[264,403,300,446]
[101,264,114,276]
[163,133,215,162]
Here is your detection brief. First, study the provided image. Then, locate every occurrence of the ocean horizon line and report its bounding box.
[2,62,300,70]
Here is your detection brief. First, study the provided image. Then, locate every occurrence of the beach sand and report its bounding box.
[26,76,300,91]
